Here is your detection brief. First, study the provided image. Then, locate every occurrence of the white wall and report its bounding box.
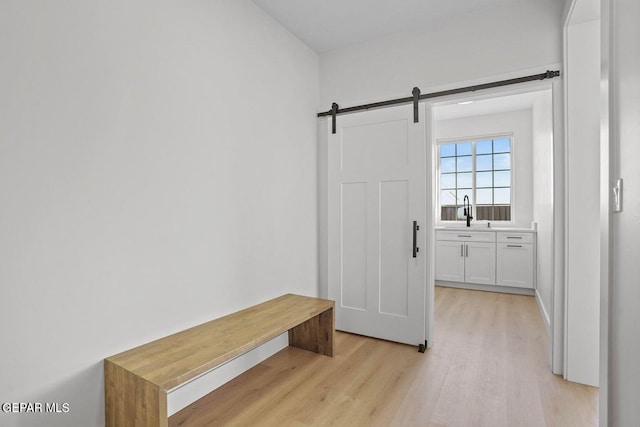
[0,1,319,426]
[435,109,533,228]
[565,17,600,387]
[319,0,563,108]
[532,90,554,334]
[604,0,640,423]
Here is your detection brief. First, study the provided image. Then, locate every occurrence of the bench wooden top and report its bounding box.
[105,294,334,391]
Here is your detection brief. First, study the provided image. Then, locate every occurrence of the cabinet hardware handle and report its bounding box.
[458,235,472,238]
[412,221,419,258]
[465,244,469,257]
[506,236,522,239]
[507,244,522,248]
[461,244,464,257]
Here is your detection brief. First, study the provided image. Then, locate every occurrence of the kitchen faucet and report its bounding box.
[463,195,473,227]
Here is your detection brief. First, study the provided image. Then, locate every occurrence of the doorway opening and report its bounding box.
[427,85,557,372]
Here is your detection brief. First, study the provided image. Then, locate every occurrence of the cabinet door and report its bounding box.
[496,243,534,288]
[464,242,496,285]
[435,241,465,282]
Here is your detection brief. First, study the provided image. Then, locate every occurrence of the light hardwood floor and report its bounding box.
[170,287,598,426]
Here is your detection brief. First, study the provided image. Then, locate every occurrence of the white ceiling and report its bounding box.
[252,0,542,53]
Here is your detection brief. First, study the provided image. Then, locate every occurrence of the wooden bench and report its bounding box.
[104,294,334,427]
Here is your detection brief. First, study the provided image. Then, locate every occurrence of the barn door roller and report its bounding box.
[412,87,420,123]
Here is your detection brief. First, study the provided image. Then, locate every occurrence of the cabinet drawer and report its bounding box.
[496,232,534,244]
[436,230,496,242]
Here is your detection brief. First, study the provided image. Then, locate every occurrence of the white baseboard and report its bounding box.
[436,281,535,296]
[535,289,551,337]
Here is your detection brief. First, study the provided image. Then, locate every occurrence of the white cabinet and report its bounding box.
[464,242,496,285]
[434,240,465,282]
[435,231,496,285]
[436,230,535,289]
[496,232,534,288]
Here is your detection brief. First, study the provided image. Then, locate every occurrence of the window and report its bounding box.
[438,136,512,223]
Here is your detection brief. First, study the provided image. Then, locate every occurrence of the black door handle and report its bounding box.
[413,221,419,258]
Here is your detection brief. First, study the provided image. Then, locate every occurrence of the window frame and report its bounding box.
[436,133,515,226]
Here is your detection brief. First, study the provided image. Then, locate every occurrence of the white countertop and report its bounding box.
[435,226,536,233]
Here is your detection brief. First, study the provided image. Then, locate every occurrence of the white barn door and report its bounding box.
[328,104,426,347]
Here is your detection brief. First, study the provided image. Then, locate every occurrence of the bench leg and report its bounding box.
[105,360,167,427]
[288,308,334,357]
